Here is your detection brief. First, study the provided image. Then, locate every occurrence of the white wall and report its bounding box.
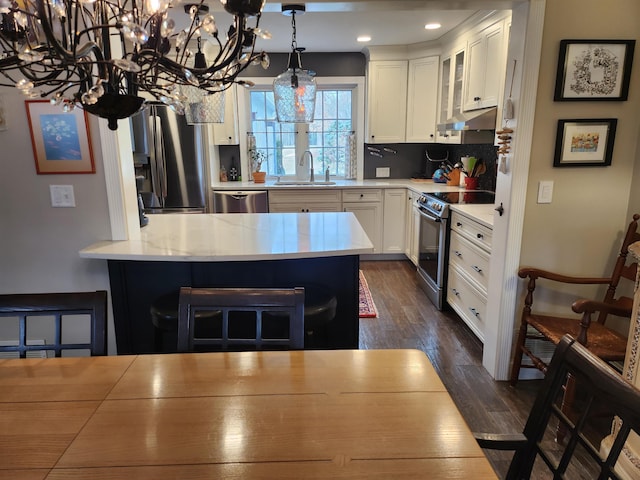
[0,87,116,353]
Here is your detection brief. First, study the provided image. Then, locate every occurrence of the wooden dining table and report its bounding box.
[0,349,498,479]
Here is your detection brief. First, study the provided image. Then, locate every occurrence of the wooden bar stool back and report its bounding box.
[0,291,108,357]
[177,287,305,352]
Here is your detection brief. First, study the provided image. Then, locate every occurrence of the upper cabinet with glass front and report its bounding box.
[436,46,464,144]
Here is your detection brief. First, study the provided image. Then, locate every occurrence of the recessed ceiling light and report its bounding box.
[357,35,372,43]
[424,23,442,30]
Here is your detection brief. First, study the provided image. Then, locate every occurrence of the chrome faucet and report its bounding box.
[300,150,314,182]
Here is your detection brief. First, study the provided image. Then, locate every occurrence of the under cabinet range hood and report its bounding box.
[437,107,497,144]
[437,107,498,132]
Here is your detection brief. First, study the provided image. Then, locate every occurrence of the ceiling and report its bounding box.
[201,1,523,53]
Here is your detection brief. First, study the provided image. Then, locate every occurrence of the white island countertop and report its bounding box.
[80,212,374,262]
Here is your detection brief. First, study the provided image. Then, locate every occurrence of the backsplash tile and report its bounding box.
[363,142,497,192]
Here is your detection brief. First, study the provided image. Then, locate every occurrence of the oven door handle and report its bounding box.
[418,207,441,223]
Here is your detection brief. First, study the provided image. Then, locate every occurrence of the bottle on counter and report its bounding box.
[229,157,238,181]
[220,165,227,182]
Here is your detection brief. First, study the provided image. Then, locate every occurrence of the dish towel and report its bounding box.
[246,133,256,180]
[345,133,357,180]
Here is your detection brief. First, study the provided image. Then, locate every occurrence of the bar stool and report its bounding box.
[263,285,337,348]
[150,291,221,352]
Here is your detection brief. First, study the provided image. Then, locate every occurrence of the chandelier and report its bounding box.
[0,0,271,129]
[273,3,315,123]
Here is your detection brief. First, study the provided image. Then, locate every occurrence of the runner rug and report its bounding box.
[359,270,378,318]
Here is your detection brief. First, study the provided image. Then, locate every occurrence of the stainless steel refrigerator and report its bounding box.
[131,103,208,213]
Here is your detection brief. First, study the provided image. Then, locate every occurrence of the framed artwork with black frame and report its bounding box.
[554,39,635,101]
[553,119,617,167]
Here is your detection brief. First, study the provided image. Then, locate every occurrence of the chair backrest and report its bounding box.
[599,213,639,323]
[0,291,108,358]
[177,287,305,352]
[508,334,640,479]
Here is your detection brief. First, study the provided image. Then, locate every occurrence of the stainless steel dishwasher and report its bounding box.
[212,190,269,213]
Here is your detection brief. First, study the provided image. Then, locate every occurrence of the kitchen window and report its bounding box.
[249,87,354,178]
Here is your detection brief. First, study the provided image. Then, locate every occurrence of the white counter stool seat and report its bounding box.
[150,291,221,352]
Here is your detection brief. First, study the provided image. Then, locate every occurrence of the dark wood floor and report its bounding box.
[358,260,608,479]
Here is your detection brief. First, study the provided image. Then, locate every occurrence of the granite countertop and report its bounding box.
[80,212,374,262]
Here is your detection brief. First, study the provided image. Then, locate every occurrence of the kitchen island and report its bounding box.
[80,212,374,354]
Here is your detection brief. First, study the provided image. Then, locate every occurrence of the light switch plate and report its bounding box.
[50,185,76,207]
[376,167,390,178]
[537,181,553,204]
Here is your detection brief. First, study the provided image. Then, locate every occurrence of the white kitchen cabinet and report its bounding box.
[212,85,239,145]
[343,189,383,253]
[463,19,506,111]
[269,189,342,213]
[436,47,464,144]
[406,56,439,143]
[366,61,408,144]
[447,210,493,342]
[382,189,406,254]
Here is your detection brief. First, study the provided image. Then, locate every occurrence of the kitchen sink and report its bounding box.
[274,181,336,186]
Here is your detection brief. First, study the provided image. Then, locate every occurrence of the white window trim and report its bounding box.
[237,76,365,180]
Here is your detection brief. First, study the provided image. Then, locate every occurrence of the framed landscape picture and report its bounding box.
[25,100,95,174]
[553,119,617,167]
[554,40,635,101]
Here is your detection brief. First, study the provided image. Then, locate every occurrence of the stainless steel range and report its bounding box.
[416,190,495,310]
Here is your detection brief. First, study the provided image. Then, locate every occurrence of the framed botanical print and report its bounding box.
[25,100,96,174]
[553,118,617,167]
[554,40,635,101]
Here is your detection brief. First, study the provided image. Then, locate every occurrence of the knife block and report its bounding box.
[446,169,460,186]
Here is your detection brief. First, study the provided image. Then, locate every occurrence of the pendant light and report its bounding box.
[273,4,316,123]
[183,5,225,124]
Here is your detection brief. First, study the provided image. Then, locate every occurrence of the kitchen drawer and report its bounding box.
[450,211,492,251]
[447,264,486,342]
[269,203,342,213]
[342,189,383,203]
[449,231,490,294]
[269,189,342,204]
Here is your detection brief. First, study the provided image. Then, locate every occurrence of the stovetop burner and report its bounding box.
[427,190,496,205]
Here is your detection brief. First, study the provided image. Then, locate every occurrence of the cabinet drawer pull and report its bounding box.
[477,233,484,239]
[474,96,481,101]
[454,250,462,257]
[469,307,480,317]
[451,288,460,297]
[456,222,462,227]
[472,265,482,273]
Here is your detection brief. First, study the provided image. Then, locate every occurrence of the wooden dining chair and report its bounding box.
[476,334,640,479]
[0,291,108,357]
[177,287,305,352]
[510,213,639,385]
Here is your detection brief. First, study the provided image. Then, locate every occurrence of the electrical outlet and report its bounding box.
[537,181,553,204]
[376,167,390,178]
[50,185,76,207]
